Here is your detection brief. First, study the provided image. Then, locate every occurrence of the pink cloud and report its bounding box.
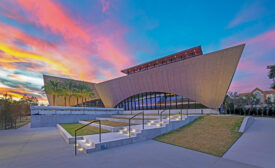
[246,30,275,49]
[100,0,111,13]
[229,60,270,92]
[13,0,133,79]
[17,0,91,42]
[224,29,275,92]
[228,1,265,28]
[0,0,134,86]
[0,2,26,23]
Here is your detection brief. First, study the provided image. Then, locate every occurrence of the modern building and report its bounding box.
[239,88,275,104]
[43,44,245,110]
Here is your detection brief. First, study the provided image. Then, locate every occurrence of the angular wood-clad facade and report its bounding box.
[43,44,245,109]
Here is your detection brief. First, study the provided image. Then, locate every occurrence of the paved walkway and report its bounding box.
[0,126,258,168]
[224,117,275,168]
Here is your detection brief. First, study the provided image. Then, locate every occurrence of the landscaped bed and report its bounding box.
[85,120,137,127]
[60,123,109,136]
[154,115,244,157]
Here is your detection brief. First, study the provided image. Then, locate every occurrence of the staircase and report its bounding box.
[75,114,199,154]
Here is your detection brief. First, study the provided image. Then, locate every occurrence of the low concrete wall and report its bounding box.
[239,116,255,133]
[56,124,83,144]
[31,106,123,115]
[124,109,218,115]
[79,121,123,132]
[32,114,112,128]
[31,106,123,128]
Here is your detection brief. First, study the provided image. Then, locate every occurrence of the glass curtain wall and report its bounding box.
[115,92,207,110]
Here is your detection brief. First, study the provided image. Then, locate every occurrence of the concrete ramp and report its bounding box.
[223,117,275,168]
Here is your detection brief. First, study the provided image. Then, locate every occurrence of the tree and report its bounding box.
[64,80,74,106]
[228,91,239,114]
[83,85,94,108]
[42,80,61,106]
[223,94,232,113]
[243,94,260,115]
[0,95,12,129]
[267,65,275,89]
[0,93,33,130]
[60,82,69,107]
[77,82,94,108]
[77,82,87,107]
[72,85,81,106]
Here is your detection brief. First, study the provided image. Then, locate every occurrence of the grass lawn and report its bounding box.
[85,120,137,127]
[154,115,244,157]
[60,123,109,136]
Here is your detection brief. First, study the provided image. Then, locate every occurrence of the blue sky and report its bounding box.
[0,0,274,102]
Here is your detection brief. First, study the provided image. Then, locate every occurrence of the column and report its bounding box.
[146,92,148,110]
[155,93,157,109]
[176,95,178,109]
[134,95,136,110]
[182,97,184,109]
[150,93,153,110]
[138,94,140,110]
[164,93,167,109]
[170,94,172,109]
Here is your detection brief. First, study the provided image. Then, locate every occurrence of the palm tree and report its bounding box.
[72,84,81,106]
[42,80,60,106]
[77,82,86,107]
[60,82,69,107]
[64,80,74,106]
[83,86,94,108]
[75,82,94,109]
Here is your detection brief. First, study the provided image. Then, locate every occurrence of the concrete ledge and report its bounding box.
[56,124,83,144]
[31,106,123,115]
[31,114,114,128]
[239,116,255,133]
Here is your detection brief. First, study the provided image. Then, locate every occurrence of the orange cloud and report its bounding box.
[0,0,135,103]
[15,0,133,74]
[0,43,71,74]
[0,87,46,101]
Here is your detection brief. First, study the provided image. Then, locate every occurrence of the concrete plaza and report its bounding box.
[224,117,275,168]
[0,123,260,168]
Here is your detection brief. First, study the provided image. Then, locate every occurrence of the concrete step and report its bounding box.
[96,117,157,124]
[75,115,200,154]
[110,115,159,119]
[76,132,136,153]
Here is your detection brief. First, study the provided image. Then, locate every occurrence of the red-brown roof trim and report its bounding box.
[121,46,203,75]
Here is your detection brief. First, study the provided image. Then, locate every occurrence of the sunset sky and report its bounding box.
[0,0,274,103]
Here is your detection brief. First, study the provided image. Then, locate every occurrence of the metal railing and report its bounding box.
[74,120,101,156]
[128,112,144,137]
[160,109,171,126]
